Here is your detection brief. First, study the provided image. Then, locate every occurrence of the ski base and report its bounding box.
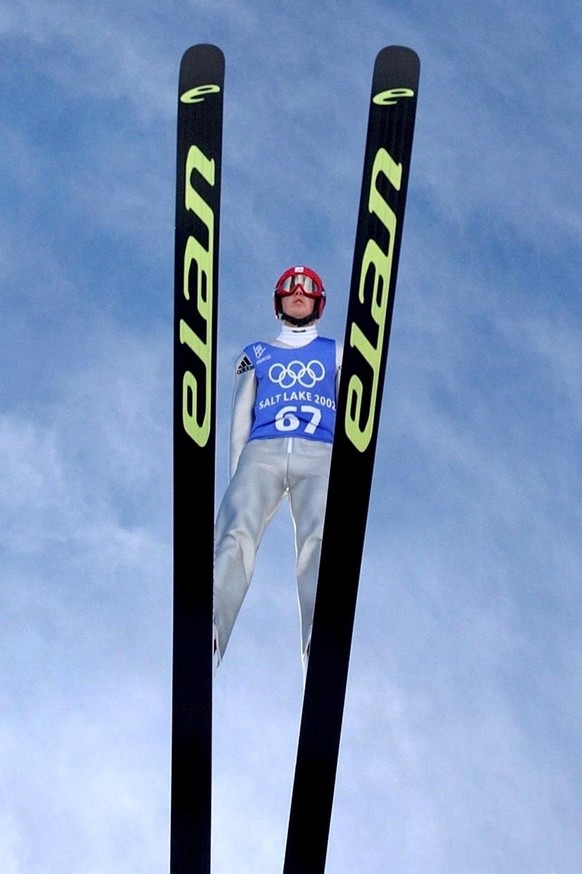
[283,45,420,874]
[170,43,224,874]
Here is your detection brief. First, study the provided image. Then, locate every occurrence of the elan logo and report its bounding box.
[344,147,402,453]
[373,87,415,106]
[180,83,221,104]
[179,144,215,447]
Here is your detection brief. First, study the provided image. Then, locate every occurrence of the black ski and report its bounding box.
[283,46,420,873]
[171,44,224,874]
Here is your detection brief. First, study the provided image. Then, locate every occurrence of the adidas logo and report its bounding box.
[236,355,254,375]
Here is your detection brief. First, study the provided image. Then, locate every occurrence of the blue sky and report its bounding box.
[2,1,582,872]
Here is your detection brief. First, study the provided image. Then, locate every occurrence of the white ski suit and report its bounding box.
[213,324,342,663]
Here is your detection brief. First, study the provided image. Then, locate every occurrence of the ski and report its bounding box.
[283,46,420,873]
[171,44,224,874]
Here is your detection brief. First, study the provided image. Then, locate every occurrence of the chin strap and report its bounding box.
[280,314,318,328]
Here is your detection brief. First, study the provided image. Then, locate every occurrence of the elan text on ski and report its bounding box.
[213,266,342,675]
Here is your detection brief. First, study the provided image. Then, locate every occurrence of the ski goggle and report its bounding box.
[275,267,325,299]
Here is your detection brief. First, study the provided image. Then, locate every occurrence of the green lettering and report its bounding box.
[373,87,415,106]
[180,145,215,447]
[180,319,211,446]
[345,148,401,452]
[180,84,221,104]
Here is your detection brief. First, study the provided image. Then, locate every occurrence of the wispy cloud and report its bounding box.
[2,0,582,871]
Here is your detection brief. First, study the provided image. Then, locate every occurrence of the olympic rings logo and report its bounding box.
[268,359,326,389]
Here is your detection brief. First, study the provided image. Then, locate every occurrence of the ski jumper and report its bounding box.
[214,325,342,663]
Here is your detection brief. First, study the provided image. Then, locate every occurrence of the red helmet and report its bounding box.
[273,266,326,323]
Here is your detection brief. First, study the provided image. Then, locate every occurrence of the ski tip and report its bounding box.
[380,44,419,55]
[373,45,420,86]
[377,45,420,65]
[180,43,225,66]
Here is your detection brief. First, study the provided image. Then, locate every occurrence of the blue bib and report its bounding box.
[244,338,337,444]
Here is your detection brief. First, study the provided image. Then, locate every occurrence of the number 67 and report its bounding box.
[275,405,321,435]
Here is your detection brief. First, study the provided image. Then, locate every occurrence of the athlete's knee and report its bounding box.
[296,529,323,564]
[215,529,256,586]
